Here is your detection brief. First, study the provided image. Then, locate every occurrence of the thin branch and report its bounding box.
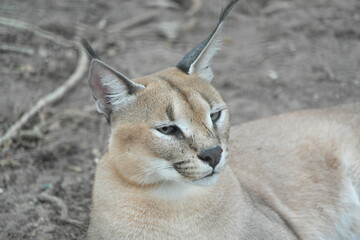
[0,44,35,55]
[107,12,158,33]
[0,17,74,47]
[38,192,83,228]
[19,129,44,139]
[27,105,97,135]
[145,0,182,10]
[0,41,88,147]
[186,0,203,16]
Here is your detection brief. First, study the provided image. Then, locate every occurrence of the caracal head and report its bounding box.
[83,0,238,190]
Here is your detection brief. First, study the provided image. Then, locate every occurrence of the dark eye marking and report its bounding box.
[157,125,179,135]
[210,111,221,122]
[166,105,175,122]
[202,121,215,138]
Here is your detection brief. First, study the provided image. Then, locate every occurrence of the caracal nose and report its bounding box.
[197,146,223,168]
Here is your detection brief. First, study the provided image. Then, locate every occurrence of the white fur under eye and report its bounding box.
[152,128,173,139]
[213,109,228,128]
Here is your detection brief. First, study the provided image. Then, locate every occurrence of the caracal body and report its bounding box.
[87,67,360,239]
[84,1,360,239]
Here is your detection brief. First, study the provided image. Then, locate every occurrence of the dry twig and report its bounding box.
[0,41,88,148]
[157,17,197,41]
[0,17,73,47]
[38,192,83,228]
[145,0,182,10]
[186,0,203,16]
[107,12,158,33]
[29,105,97,133]
[0,44,35,55]
[0,17,90,148]
[19,129,44,139]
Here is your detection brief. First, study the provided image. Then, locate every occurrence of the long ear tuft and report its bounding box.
[81,38,101,61]
[81,40,145,122]
[176,0,238,82]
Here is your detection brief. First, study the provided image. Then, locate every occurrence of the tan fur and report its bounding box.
[87,66,360,239]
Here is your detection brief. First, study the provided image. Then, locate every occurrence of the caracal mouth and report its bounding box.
[191,173,220,187]
[172,151,227,187]
[174,167,221,182]
[202,170,219,179]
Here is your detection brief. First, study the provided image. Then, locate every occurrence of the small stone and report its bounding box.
[262,1,292,15]
[96,18,107,29]
[20,64,35,73]
[65,49,76,59]
[268,69,279,80]
[48,121,61,131]
[0,188,4,195]
[92,148,101,158]
[41,183,53,191]
[69,165,82,172]
[38,46,48,58]
[107,48,117,57]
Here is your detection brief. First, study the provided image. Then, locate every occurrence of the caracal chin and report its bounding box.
[83,0,360,239]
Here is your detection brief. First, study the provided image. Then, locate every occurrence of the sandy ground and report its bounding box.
[1,0,360,239]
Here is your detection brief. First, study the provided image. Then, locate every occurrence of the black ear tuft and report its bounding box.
[81,38,101,61]
[176,0,238,81]
[219,0,239,24]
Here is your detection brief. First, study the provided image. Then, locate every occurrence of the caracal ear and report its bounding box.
[176,0,238,82]
[82,39,145,121]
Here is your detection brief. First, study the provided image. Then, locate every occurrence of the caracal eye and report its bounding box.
[210,111,221,122]
[157,125,178,135]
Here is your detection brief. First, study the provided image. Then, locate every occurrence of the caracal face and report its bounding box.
[82,0,238,192]
[108,68,230,188]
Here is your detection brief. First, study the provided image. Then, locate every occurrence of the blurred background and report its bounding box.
[1,0,360,239]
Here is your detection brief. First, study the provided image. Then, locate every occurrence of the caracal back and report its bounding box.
[230,104,360,239]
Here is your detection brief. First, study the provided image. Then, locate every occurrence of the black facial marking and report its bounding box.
[158,76,195,111]
[166,105,175,122]
[187,135,198,152]
[202,121,215,139]
[174,160,189,166]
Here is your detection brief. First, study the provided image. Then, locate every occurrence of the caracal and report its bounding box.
[84,0,360,239]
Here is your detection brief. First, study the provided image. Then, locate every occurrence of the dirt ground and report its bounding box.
[1,0,360,239]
